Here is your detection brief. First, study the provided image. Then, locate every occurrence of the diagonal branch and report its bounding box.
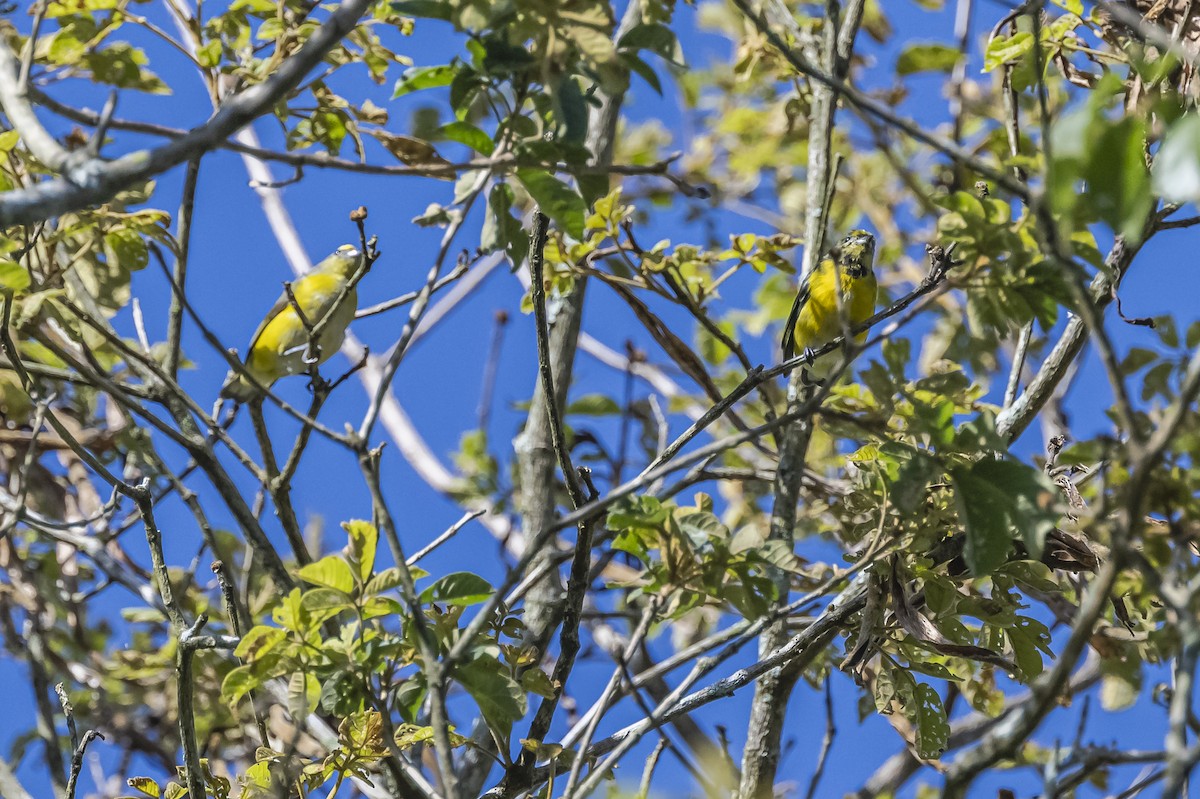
[996,235,1142,442]
[0,0,373,225]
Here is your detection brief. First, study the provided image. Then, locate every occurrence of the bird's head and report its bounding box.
[322,244,365,277]
[836,229,876,276]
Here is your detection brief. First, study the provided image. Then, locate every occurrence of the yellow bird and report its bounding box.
[781,229,878,381]
[220,244,365,402]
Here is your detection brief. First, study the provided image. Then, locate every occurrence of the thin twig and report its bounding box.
[64,730,103,799]
[407,510,486,566]
[803,679,837,799]
[357,169,494,442]
[55,682,79,753]
[563,601,660,798]
[166,158,201,379]
[356,447,459,799]
[512,213,595,788]
[1005,322,1034,409]
[212,560,271,747]
[636,740,668,799]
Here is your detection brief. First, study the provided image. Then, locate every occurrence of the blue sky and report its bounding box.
[3,1,1197,797]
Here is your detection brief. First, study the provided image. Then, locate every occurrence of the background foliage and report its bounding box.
[1,0,1200,798]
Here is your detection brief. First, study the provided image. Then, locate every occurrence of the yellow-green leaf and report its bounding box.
[126,777,161,798]
[0,260,30,292]
[343,519,379,583]
[298,554,356,594]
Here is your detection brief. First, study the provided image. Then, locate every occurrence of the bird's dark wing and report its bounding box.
[781,275,811,362]
[245,292,292,355]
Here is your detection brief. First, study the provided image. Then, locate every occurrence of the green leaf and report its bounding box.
[343,519,378,583]
[1152,113,1200,204]
[449,69,483,118]
[298,555,356,594]
[391,0,452,19]
[520,668,558,699]
[621,52,663,95]
[233,625,287,661]
[439,121,494,155]
[481,182,527,264]
[606,495,669,533]
[478,34,536,74]
[0,260,30,292]
[552,73,589,146]
[1085,117,1151,240]
[361,595,403,619]
[222,665,265,703]
[419,571,493,606]
[892,447,940,514]
[301,588,354,617]
[896,43,960,75]
[309,110,348,156]
[364,566,405,596]
[288,671,320,720]
[456,656,527,738]
[395,675,426,723]
[272,587,304,631]
[1051,0,1083,12]
[84,43,169,93]
[617,23,678,59]
[566,393,621,415]
[950,458,1059,576]
[127,777,161,798]
[257,17,284,41]
[1100,653,1141,711]
[1007,616,1052,679]
[394,723,436,749]
[559,4,622,93]
[103,229,149,272]
[1049,75,1149,239]
[196,39,222,68]
[1120,347,1159,374]
[373,131,448,166]
[937,190,986,220]
[914,683,950,759]
[517,169,586,239]
[393,64,457,98]
[983,31,1033,72]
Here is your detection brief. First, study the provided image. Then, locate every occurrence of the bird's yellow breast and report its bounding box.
[245,272,356,383]
[792,261,877,350]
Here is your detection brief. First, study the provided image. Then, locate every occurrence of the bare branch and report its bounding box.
[511,214,596,790]
[64,729,104,799]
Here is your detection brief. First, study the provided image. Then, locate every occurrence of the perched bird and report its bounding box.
[781,229,878,382]
[220,244,365,402]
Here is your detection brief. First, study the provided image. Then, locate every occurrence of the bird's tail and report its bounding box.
[219,370,260,403]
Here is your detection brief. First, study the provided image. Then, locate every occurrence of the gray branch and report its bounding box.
[996,236,1140,442]
[0,0,373,226]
